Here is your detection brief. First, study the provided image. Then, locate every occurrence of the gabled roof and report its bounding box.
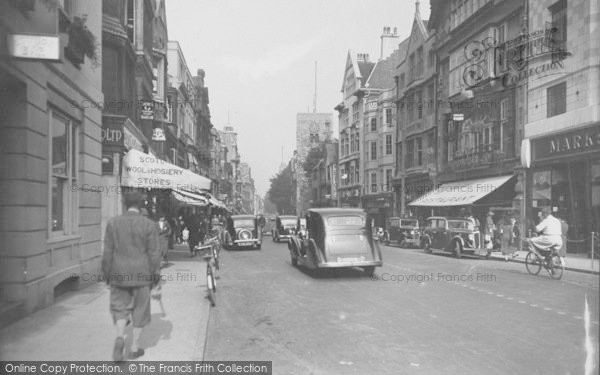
[402,2,430,61]
[340,50,375,92]
[357,60,375,88]
[365,48,403,90]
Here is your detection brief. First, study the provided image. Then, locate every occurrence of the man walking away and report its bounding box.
[102,190,161,361]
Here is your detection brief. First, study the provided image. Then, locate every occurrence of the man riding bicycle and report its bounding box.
[528,207,563,257]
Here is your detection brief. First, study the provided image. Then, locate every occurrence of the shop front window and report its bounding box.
[50,110,78,236]
[592,161,600,232]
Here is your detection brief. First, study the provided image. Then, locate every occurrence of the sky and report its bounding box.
[165,0,431,196]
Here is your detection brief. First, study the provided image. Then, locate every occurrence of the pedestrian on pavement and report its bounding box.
[167,216,177,250]
[102,190,161,361]
[177,215,185,244]
[188,214,201,256]
[157,212,172,267]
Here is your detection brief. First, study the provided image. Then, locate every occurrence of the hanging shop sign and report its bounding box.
[140,101,154,120]
[152,127,166,141]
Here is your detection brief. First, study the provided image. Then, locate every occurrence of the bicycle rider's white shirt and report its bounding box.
[535,215,562,236]
[532,215,563,250]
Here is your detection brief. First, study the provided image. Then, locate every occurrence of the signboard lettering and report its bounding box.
[7,34,60,60]
[533,124,600,161]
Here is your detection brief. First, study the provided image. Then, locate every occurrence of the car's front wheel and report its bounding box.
[363,266,375,277]
[290,252,298,266]
[422,239,432,253]
[454,241,462,259]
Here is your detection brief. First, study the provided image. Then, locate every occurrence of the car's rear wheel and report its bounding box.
[256,244,261,250]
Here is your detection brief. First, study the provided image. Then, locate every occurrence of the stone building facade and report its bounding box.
[521,0,600,252]
[0,0,103,323]
[335,52,375,208]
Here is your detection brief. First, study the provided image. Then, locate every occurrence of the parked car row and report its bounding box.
[376,215,487,258]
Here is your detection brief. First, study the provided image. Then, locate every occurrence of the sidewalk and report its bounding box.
[489,250,600,275]
[0,245,211,361]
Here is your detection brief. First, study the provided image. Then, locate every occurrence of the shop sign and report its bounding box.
[331,164,338,200]
[7,34,60,61]
[140,101,154,120]
[101,122,123,147]
[453,113,464,121]
[152,127,166,141]
[521,139,531,168]
[532,124,600,162]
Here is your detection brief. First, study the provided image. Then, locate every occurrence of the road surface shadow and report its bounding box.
[294,264,371,280]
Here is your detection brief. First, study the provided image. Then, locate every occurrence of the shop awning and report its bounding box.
[204,192,227,209]
[171,189,209,206]
[121,149,211,192]
[408,175,514,207]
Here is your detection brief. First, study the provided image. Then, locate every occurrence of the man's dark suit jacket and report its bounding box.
[102,210,161,287]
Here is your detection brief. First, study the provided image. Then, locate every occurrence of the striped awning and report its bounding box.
[172,189,209,206]
[408,175,514,207]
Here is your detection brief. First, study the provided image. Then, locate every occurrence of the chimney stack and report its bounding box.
[357,53,370,62]
[380,26,400,60]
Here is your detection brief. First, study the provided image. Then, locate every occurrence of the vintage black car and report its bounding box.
[420,216,482,258]
[272,215,298,243]
[223,215,262,250]
[288,208,383,276]
[383,217,420,248]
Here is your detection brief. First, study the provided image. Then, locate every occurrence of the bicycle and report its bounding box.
[195,241,218,307]
[524,245,565,280]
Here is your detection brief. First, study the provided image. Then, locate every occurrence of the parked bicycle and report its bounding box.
[195,239,219,307]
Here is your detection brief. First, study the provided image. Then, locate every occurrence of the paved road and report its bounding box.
[203,238,599,375]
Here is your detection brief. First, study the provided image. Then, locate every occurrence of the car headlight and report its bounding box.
[468,234,475,242]
[239,230,251,240]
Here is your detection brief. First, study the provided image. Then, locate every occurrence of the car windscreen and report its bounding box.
[280,219,296,226]
[234,219,255,227]
[389,218,400,227]
[327,215,365,227]
[400,220,418,227]
[448,220,473,230]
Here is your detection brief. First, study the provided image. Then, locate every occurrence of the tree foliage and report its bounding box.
[302,143,326,178]
[267,164,296,215]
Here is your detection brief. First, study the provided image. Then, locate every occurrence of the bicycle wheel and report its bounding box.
[206,265,216,306]
[547,255,564,280]
[212,245,220,271]
[525,252,542,275]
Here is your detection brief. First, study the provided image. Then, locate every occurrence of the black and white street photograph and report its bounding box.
[0,0,599,374]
